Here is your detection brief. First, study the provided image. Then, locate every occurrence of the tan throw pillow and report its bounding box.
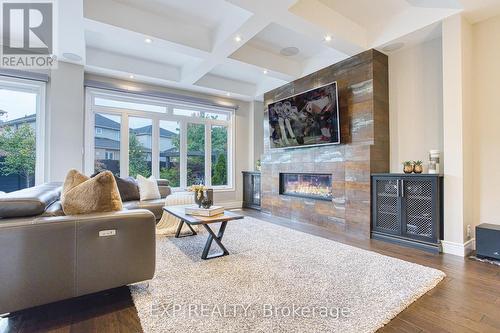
[61,169,123,215]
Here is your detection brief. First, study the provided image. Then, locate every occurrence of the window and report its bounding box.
[159,120,180,187]
[0,77,45,192]
[211,126,228,186]
[85,88,234,190]
[187,123,205,186]
[129,117,152,178]
[173,108,201,117]
[94,113,121,176]
[95,97,166,113]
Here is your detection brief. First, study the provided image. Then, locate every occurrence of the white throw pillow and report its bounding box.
[137,175,161,201]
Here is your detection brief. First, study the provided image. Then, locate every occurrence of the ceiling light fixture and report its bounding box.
[324,35,332,42]
[226,92,231,97]
[234,35,242,43]
[145,38,152,43]
[129,74,135,79]
[263,69,268,74]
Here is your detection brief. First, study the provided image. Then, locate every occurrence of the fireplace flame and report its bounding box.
[284,182,332,199]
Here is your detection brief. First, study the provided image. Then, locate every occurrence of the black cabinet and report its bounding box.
[242,171,261,210]
[371,174,443,253]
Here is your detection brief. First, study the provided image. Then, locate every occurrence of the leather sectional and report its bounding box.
[0,180,170,314]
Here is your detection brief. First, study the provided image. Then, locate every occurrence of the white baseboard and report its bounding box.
[441,238,475,257]
[218,201,242,209]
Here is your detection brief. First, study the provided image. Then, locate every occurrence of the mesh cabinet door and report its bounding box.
[373,178,401,235]
[401,178,437,242]
[252,175,261,206]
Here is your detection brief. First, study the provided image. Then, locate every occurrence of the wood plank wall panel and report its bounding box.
[262,49,389,238]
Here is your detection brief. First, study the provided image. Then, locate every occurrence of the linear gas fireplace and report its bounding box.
[279,173,333,201]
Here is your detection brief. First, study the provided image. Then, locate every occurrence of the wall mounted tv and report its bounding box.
[268,81,340,149]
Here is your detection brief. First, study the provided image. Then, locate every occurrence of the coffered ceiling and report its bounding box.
[38,0,500,101]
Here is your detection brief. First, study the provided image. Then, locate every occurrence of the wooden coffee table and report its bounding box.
[163,206,244,260]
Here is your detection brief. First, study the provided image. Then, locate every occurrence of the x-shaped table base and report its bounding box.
[175,220,229,260]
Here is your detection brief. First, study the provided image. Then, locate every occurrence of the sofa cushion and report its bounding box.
[0,183,62,218]
[41,200,65,217]
[115,176,140,202]
[123,198,165,220]
[137,175,161,201]
[61,170,123,215]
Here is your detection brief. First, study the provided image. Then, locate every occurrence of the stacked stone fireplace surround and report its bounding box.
[262,49,389,238]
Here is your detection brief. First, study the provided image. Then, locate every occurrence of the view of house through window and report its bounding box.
[129,117,152,178]
[0,78,43,192]
[159,120,180,187]
[87,89,233,189]
[94,113,121,176]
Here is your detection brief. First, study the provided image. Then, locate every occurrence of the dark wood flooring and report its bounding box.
[1,209,499,333]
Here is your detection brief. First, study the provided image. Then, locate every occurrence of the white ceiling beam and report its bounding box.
[195,74,257,96]
[181,14,271,84]
[86,48,181,82]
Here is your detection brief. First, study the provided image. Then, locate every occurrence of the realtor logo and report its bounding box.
[1,1,56,68]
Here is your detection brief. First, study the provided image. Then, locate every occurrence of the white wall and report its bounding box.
[46,62,85,181]
[249,100,264,169]
[441,15,474,250]
[84,74,253,207]
[388,38,444,172]
[472,14,500,226]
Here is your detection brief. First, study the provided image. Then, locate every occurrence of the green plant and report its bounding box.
[403,161,413,166]
[0,124,36,187]
[129,132,151,178]
[212,153,227,186]
[413,160,423,166]
[160,167,180,187]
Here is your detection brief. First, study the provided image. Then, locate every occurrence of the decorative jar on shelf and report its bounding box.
[403,161,414,174]
[413,161,423,174]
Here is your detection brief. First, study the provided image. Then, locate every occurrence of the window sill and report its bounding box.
[171,187,235,193]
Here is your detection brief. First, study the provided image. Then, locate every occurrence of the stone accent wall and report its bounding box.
[262,49,389,238]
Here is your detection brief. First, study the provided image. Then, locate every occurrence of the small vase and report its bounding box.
[403,164,414,174]
[414,165,423,174]
[194,190,204,208]
[201,197,213,209]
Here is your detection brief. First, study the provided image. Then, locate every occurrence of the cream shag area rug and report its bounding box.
[130,217,445,333]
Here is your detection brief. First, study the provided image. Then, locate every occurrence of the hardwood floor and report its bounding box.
[1,209,499,333]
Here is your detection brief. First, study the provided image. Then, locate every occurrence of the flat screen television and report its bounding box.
[267,81,340,149]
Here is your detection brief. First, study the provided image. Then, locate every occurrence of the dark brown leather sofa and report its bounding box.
[0,180,170,314]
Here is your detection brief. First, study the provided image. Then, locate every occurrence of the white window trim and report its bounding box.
[0,76,46,185]
[84,88,235,191]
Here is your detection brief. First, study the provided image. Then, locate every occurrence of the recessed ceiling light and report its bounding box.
[129,74,135,79]
[145,38,152,43]
[280,47,300,57]
[382,42,405,52]
[226,92,231,96]
[234,35,242,43]
[324,35,332,42]
[263,69,268,74]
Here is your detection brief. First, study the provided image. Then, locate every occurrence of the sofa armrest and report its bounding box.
[38,209,156,296]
